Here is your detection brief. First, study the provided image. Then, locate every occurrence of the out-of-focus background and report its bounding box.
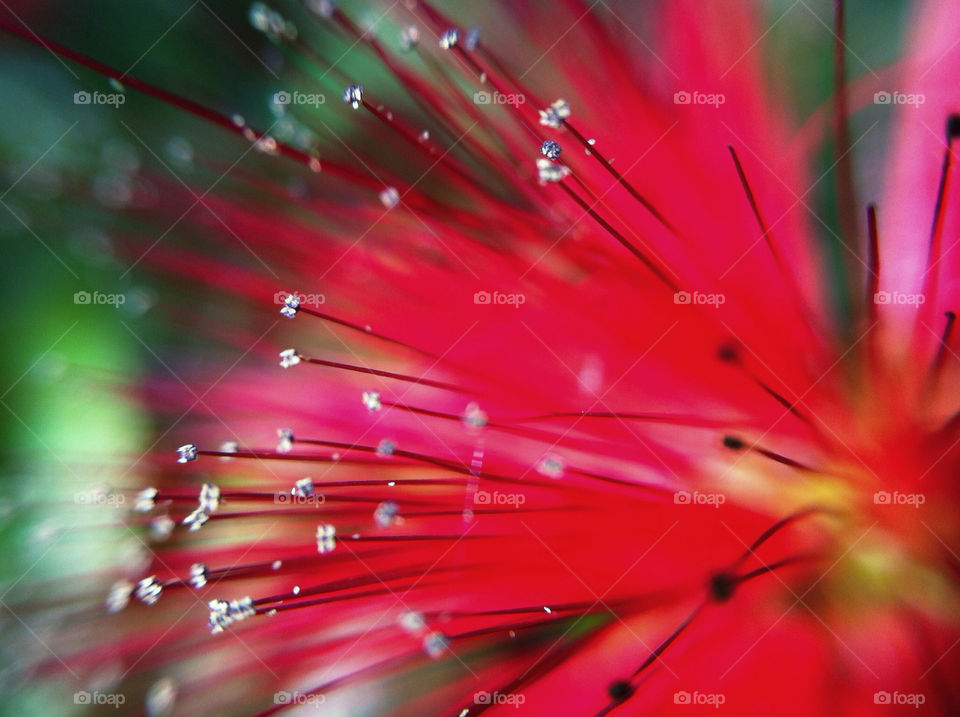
[0,0,913,714]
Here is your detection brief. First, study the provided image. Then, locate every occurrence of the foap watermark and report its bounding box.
[274,90,326,107]
[74,90,125,107]
[673,91,725,108]
[274,290,325,307]
[474,691,526,708]
[475,490,526,507]
[874,91,925,108]
[74,290,126,308]
[674,290,725,308]
[74,691,126,708]
[874,491,925,508]
[75,489,126,507]
[275,492,326,506]
[674,691,726,708]
[874,691,926,708]
[473,90,525,107]
[474,290,526,308]
[874,291,925,306]
[674,490,726,508]
[274,691,326,707]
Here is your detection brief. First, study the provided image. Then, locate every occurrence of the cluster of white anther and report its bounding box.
[540,139,562,160]
[208,596,255,634]
[398,610,426,633]
[362,391,382,412]
[136,575,163,605]
[248,3,297,42]
[400,26,420,51]
[145,678,178,717]
[182,508,208,531]
[279,293,300,318]
[279,348,301,368]
[374,500,400,528]
[252,135,279,155]
[343,84,363,109]
[200,483,221,512]
[133,487,158,513]
[105,579,134,613]
[305,0,336,19]
[379,186,400,209]
[536,158,570,184]
[293,477,315,498]
[149,515,175,542]
[189,563,208,589]
[277,428,295,453]
[182,483,221,532]
[316,523,337,553]
[538,99,571,128]
[422,631,450,658]
[464,27,481,51]
[439,28,460,49]
[176,444,198,463]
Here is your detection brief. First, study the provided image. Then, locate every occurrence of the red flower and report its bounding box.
[4,1,960,714]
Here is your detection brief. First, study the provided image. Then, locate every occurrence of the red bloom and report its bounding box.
[4,1,960,715]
